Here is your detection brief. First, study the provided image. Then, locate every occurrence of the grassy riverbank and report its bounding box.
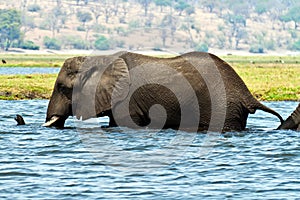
[0,54,299,101]
[0,74,57,100]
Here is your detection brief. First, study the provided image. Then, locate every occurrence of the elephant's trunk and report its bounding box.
[44,91,71,128]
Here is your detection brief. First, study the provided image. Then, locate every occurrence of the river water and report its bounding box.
[0,100,299,199]
[0,67,60,75]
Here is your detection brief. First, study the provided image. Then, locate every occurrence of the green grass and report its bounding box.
[0,54,299,101]
[221,54,300,65]
[233,65,300,101]
[0,74,57,100]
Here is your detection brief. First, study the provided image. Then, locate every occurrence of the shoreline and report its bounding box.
[0,51,299,101]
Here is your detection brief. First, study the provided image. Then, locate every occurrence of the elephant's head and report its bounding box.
[277,103,300,131]
[43,52,130,128]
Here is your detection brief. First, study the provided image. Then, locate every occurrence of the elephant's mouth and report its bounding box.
[43,115,66,128]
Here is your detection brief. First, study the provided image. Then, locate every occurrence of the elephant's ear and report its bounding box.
[94,58,130,115]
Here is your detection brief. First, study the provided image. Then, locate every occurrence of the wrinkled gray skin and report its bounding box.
[15,114,25,125]
[277,103,300,131]
[44,51,283,132]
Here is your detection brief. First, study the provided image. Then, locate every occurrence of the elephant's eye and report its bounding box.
[57,83,72,94]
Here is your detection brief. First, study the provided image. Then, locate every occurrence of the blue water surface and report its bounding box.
[0,100,299,199]
[0,67,60,75]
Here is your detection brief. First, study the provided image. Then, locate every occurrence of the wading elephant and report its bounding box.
[277,103,300,131]
[44,51,283,132]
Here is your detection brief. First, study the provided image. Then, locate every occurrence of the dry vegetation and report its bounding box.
[0,0,299,53]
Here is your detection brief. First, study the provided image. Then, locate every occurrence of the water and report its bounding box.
[0,100,300,199]
[0,67,60,75]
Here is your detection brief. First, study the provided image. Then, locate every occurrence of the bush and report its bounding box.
[94,35,110,50]
[249,45,264,53]
[20,40,40,50]
[114,40,125,48]
[43,36,61,50]
[77,26,85,32]
[61,35,88,49]
[27,4,41,12]
[195,43,209,52]
[128,20,140,30]
[93,24,107,33]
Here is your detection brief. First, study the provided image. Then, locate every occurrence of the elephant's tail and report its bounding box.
[255,103,284,124]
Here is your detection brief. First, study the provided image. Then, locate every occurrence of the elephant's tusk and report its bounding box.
[42,116,60,127]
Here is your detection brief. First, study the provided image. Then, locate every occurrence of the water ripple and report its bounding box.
[0,100,300,199]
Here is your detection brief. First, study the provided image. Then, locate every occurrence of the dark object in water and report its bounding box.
[15,114,26,125]
[2,59,6,64]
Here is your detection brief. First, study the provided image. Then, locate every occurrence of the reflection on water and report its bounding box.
[0,100,299,199]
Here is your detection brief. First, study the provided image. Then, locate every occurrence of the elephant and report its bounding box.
[277,103,300,131]
[43,51,283,132]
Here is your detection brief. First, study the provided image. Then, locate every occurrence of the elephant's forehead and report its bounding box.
[82,56,114,66]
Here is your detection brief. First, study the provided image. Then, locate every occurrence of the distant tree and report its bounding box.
[268,0,286,29]
[185,6,195,16]
[0,9,22,51]
[195,42,208,52]
[19,40,40,50]
[76,11,92,28]
[104,4,113,24]
[174,0,191,16]
[180,17,195,47]
[234,28,247,49]
[160,28,167,47]
[225,13,247,49]
[43,36,61,50]
[44,7,66,37]
[254,0,269,15]
[137,0,152,16]
[160,14,178,42]
[280,6,300,29]
[291,39,300,51]
[23,15,36,31]
[227,1,249,26]
[201,0,216,13]
[27,4,41,12]
[154,0,171,12]
[94,35,110,50]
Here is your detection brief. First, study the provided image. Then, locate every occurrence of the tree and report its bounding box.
[174,0,191,16]
[254,0,269,15]
[94,35,110,50]
[76,11,93,28]
[280,6,300,29]
[201,0,217,13]
[90,3,102,25]
[160,14,178,42]
[154,0,171,12]
[291,39,300,51]
[0,9,22,51]
[268,0,285,29]
[43,36,61,50]
[137,0,152,16]
[225,13,247,49]
[42,6,67,37]
[160,28,167,47]
[234,28,247,49]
